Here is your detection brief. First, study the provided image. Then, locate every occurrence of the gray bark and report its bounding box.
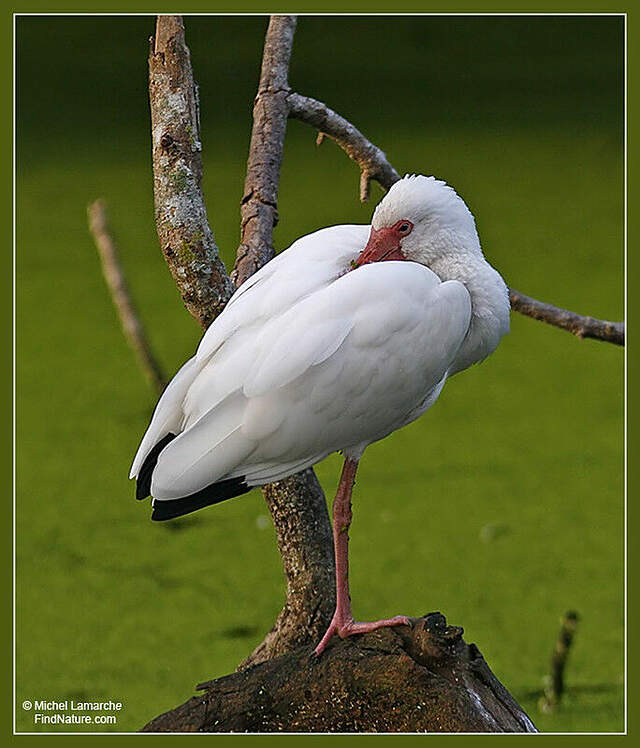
[508,289,624,345]
[237,470,336,670]
[232,16,297,286]
[288,92,401,201]
[148,16,235,329]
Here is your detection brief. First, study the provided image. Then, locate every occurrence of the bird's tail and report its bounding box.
[150,477,251,521]
[135,433,177,501]
[135,432,251,521]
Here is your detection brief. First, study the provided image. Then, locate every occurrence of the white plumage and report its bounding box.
[132,176,508,504]
[130,174,510,652]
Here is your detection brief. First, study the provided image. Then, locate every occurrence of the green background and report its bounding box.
[16,14,624,733]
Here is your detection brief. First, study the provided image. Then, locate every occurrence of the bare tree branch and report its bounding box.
[232,15,297,286]
[88,199,167,393]
[149,15,235,330]
[237,470,335,670]
[287,95,624,346]
[231,15,336,670]
[288,92,401,200]
[508,289,624,346]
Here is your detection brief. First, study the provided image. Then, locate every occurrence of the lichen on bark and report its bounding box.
[148,15,234,330]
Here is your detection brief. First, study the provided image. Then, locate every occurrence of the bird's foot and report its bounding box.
[314,614,410,656]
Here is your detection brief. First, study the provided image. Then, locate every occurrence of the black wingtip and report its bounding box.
[151,477,251,521]
[135,433,177,500]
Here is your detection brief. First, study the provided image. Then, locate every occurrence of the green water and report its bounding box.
[16,16,624,733]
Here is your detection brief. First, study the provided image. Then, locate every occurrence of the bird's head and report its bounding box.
[354,175,482,269]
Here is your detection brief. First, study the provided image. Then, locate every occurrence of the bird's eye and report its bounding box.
[396,221,413,235]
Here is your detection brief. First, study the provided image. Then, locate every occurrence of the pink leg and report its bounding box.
[314,457,410,656]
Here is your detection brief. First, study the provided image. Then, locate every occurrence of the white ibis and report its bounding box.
[130,175,510,655]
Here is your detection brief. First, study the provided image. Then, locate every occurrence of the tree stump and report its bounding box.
[141,612,537,733]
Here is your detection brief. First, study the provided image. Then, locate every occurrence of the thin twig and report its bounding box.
[509,289,624,346]
[288,92,401,201]
[288,94,623,346]
[88,199,166,394]
[539,611,580,712]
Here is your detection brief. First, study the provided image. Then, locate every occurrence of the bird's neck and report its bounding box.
[431,253,511,374]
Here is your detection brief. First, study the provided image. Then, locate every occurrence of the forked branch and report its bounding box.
[288,93,401,200]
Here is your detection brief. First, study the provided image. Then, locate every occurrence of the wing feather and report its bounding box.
[236,263,471,461]
[133,224,369,497]
[130,356,203,479]
[150,393,257,499]
[194,225,369,363]
[132,225,473,504]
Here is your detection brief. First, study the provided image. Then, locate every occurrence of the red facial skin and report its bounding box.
[353,220,414,268]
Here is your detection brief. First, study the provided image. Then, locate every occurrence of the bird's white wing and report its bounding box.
[235,262,471,466]
[130,224,369,482]
[194,225,370,362]
[149,260,471,499]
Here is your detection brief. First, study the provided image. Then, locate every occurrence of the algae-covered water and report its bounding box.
[16,16,624,732]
